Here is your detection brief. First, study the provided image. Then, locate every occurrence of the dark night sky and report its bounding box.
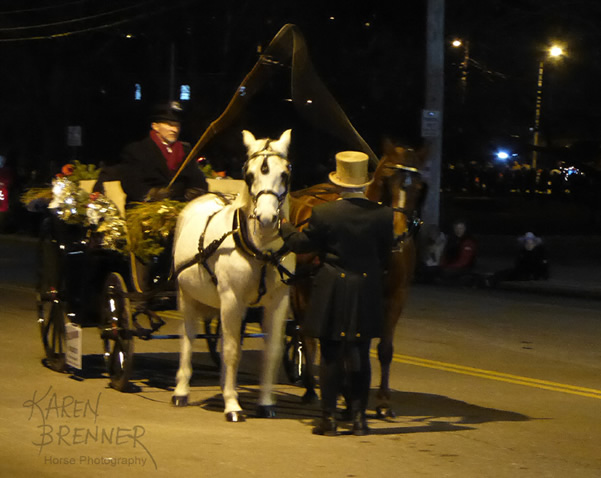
[2,0,601,184]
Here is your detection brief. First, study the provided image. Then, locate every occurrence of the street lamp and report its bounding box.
[451,38,470,104]
[532,44,566,169]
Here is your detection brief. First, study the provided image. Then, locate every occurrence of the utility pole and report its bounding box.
[421,0,445,227]
[169,42,176,102]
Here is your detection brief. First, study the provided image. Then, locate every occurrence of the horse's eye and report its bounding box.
[244,172,255,189]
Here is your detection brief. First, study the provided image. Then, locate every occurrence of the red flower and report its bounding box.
[62,164,75,176]
[89,192,100,201]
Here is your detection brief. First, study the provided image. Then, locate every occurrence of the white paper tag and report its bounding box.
[65,323,82,370]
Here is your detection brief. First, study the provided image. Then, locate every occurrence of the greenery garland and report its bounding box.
[125,200,187,262]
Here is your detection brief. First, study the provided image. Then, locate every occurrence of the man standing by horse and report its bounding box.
[281,151,395,436]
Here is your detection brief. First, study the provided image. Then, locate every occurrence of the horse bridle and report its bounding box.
[384,163,423,244]
[243,143,292,219]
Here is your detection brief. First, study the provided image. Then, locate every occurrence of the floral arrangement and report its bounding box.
[20,160,100,211]
[56,161,100,182]
[46,175,128,253]
[22,161,128,252]
[21,161,198,259]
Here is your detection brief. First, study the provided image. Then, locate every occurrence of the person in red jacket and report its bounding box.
[439,219,477,283]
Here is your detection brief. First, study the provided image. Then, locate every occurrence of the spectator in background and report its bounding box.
[414,224,447,283]
[488,232,549,285]
[439,218,478,283]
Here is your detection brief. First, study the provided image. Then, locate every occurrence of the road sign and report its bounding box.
[421,109,441,138]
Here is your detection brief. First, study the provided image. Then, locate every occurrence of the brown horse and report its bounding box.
[288,141,427,417]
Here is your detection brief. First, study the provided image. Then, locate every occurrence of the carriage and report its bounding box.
[33,23,426,420]
[36,174,305,395]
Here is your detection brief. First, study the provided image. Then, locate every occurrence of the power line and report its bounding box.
[0,0,92,15]
[0,1,149,32]
[0,0,195,42]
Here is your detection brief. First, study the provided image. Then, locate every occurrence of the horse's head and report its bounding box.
[241,129,292,227]
[366,140,427,238]
[367,140,427,213]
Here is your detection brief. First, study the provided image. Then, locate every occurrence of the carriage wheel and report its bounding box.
[283,323,306,384]
[39,298,68,372]
[37,219,68,372]
[204,316,221,368]
[101,272,134,391]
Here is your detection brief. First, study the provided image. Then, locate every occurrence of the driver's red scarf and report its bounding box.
[150,130,184,173]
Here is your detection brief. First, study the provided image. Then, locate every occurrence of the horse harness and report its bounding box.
[243,140,291,220]
[175,146,295,305]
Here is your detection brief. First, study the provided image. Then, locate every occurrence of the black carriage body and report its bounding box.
[38,213,130,327]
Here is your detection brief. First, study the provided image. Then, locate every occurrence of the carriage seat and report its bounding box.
[207,178,245,195]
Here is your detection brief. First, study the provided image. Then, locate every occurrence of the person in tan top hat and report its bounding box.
[281,151,395,436]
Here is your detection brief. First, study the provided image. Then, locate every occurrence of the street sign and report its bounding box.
[66,126,82,147]
[421,109,441,138]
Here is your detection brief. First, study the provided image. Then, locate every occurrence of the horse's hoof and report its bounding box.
[225,411,246,422]
[375,406,396,419]
[256,405,277,418]
[301,389,318,404]
[171,395,189,407]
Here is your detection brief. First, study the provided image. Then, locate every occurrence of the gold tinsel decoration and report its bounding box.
[21,161,191,261]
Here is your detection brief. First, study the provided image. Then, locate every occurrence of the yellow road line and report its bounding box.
[371,351,601,400]
[148,310,601,399]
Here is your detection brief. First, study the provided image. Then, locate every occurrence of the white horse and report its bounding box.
[172,129,294,422]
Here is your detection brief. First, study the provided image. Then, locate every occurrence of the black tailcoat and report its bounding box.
[282,197,394,341]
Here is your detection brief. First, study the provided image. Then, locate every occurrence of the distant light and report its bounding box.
[134,83,142,101]
[364,22,371,27]
[305,99,313,105]
[452,39,462,48]
[180,84,191,101]
[125,34,134,39]
[496,151,510,160]
[549,45,564,57]
[329,16,335,21]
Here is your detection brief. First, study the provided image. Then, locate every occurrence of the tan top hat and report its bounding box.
[329,151,373,188]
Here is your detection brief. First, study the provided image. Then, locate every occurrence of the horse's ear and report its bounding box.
[242,130,256,151]
[272,129,292,155]
[382,137,396,156]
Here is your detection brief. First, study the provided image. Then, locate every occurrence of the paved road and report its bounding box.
[1,280,600,478]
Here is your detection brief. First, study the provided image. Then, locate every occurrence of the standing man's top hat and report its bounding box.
[328,151,372,189]
[150,101,184,123]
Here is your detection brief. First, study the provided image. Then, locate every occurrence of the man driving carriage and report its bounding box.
[92,101,210,292]
[95,101,208,204]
